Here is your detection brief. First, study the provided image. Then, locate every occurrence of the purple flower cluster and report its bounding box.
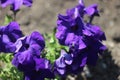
[0,22,55,80]
[1,1,55,79]
[0,0,107,79]
[12,31,54,80]
[0,0,32,11]
[55,0,107,76]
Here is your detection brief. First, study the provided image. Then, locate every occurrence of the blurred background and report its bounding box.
[0,0,120,80]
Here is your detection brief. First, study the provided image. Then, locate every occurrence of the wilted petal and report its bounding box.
[84,4,99,16]
[0,0,13,8]
[23,0,32,7]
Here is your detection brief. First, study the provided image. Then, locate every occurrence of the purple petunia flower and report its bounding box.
[56,0,106,50]
[0,0,32,11]
[13,54,54,80]
[55,50,73,75]
[0,21,23,53]
[14,31,45,55]
[12,31,54,80]
[55,41,106,76]
[12,31,45,69]
[24,58,54,80]
[54,49,86,76]
[55,0,107,76]
[56,8,87,50]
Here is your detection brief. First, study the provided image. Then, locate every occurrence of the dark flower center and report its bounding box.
[71,25,78,31]
[0,32,3,37]
[24,44,30,49]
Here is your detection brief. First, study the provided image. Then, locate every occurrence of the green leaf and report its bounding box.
[0,53,23,80]
[4,15,13,25]
[43,29,69,64]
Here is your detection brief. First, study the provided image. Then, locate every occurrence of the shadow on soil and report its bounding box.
[85,49,120,80]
